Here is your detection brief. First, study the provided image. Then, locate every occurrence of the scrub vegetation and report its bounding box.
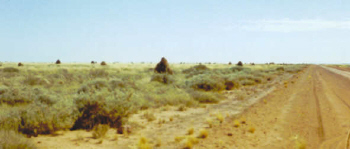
[0,60,306,147]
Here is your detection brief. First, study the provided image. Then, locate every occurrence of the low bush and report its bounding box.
[187,74,225,91]
[71,93,135,132]
[150,74,174,84]
[23,75,49,86]
[92,124,109,139]
[0,87,33,105]
[2,67,19,73]
[0,130,36,149]
[187,89,223,103]
[89,69,109,78]
[276,67,285,71]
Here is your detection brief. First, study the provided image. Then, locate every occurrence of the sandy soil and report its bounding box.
[197,65,350,149]
[31,65,350,149]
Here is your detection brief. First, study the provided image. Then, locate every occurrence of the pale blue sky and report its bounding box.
[1,0,349,63]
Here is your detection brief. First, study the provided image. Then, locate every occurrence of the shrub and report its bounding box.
[276,67,285,71]
[231,66,250,72]
[182,64,209,74]
[0,88,33,105]
[56,59,61,64]
[150,74,174,84]
[91,61,97,64]
[237,61,243,66]
[71,93,134,132]
[154,57,173,74]
[108,79,126,90]
[2,67,19,73]
[187,74,225,91]
[23,75,49,86]
[89,69,109,78]
[0,130,36,149]
[0,102,76,136]
[18,62,24,67]
[187,90,223,103]
[228,62,232,65]
[101,61,107,66]
[92,124,109,139]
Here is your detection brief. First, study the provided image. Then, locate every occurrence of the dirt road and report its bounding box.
[198,65,350,149]
[32,65,350,149]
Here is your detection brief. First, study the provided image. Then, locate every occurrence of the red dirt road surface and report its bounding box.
[198,65,350,149]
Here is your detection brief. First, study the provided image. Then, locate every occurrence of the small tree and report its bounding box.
[237,61,243,66]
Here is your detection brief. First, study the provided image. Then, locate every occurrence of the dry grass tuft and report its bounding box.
[175,136,186,142]
[138,136,152,149]
[216,113,224,123]
[92,124,109,139]
[142,112,156,122]
[206,118,213,128]
[197,129,208,139]
[248,126,255,133]
[233,120,240,127]
[187,127,194,135]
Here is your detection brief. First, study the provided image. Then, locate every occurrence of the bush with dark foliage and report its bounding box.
[100,61,107,66]
[237,61,243,66]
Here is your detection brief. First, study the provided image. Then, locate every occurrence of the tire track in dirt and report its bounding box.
[312,74,325,142]
[314,66,350,149]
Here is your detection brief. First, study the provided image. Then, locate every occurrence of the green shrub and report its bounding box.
[109,78,126,90]
[276,67,285,71]
[182,64,210,78]
[182,64,209,73]
[187,74,225,91]
[0,130,36,149]
[71,93,134,131]
[0,102,76,137]
[23,75,49,86]
[2,67,19,73]
[89,69,109,78]
[0,88,33,105]
[77,79,108,94]
[150,74,174,84]
[231,66,251,72]
[223,75,241,90]
[18,103,75,136]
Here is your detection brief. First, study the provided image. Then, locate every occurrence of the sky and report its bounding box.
[0,0,350,64]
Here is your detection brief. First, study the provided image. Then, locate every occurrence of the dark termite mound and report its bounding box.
[154,57,173,74]
[56,59,61,64]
